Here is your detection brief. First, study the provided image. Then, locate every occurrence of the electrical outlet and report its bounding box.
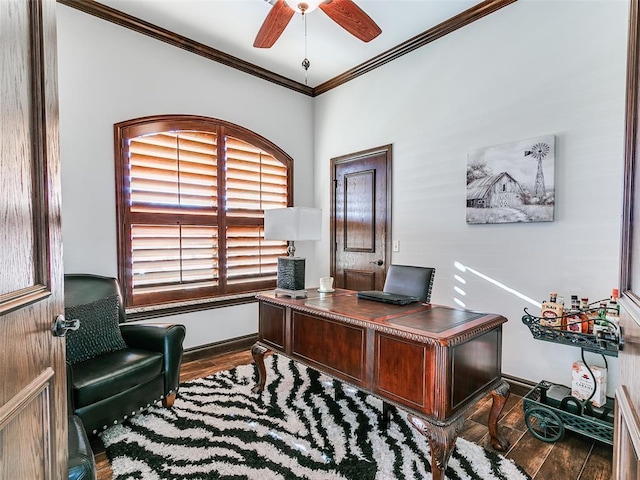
[392,240,399,252]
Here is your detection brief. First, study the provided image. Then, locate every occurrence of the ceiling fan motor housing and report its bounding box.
[285,1,322,14]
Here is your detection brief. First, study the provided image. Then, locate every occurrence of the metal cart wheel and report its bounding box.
[525,406,565,443]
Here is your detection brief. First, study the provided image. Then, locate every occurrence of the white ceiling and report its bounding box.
[93,0,481,88]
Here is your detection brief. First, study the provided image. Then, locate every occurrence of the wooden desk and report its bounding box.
[252,289,510,480]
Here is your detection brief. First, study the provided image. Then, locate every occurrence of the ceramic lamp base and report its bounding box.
[277,256,305,291]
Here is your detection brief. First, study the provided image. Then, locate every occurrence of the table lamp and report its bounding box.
[264,207,322,297]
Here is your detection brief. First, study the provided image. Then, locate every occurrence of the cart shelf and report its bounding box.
[523,380,614,445]
[522,310,621,357]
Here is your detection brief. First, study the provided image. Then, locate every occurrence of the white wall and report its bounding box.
[56,5,315,349]
[313,0,629,390]
[58,0,631,390]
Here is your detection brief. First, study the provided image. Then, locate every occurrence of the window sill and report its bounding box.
[125,290,273,321]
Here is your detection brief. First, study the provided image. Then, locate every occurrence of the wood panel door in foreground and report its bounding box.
[331,145,392,291]
[0,0,67,478]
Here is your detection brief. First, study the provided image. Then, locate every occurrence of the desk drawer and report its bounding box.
[291,312,367,387]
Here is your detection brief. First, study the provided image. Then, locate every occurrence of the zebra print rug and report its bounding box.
[100,355,531,480]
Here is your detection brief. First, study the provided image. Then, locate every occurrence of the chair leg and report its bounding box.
[162,392,177,408]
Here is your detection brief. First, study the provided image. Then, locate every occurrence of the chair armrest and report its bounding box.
[119,323,186,395]
[120,323,184,352]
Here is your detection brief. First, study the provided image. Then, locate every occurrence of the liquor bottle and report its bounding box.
[580,297,592,333]
[579,297,589,310]
[566,295,581,332]
[541,292,563,328]
[606,288,620,327]
[593,301,609,337]
[598,301,608,320]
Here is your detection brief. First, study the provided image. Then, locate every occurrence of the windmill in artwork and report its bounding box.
[524,141,551,198]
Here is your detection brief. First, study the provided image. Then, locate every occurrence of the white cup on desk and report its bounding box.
[319,277,334,292]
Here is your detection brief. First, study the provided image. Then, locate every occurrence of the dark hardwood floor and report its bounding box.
[92,349,612,480]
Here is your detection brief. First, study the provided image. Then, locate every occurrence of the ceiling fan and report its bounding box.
[254,0,382,49]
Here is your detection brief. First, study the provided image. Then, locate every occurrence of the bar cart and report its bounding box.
[521,309,623,444]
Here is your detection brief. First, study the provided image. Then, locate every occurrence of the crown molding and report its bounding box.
[313,0,517,96]
[57,0,516,98]
[57,0,314,96]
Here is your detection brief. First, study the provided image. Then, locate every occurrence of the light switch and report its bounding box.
[392,240,399,252]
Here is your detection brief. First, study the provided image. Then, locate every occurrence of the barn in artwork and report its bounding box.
[466,172,524,208]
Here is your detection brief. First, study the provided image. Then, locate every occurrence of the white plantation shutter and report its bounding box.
[130,224,218,295]
[129,131,218,213]
[115,117,291,308]
[225,135,288,284]
[225,136,289,216]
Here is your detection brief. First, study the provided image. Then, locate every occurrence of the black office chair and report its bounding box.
[383,264,435,303]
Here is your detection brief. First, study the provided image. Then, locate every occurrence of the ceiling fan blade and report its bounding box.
[319,0,381,43]
[253,0,295,48]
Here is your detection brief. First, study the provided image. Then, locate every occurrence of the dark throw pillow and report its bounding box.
[65,293,127,364]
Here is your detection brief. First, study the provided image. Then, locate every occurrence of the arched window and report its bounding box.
[114,115,292,308]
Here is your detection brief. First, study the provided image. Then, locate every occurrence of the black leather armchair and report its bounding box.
[68,414,96,480]
[383,264,435,303]
[68,386,96,479]
[64,274,186,435]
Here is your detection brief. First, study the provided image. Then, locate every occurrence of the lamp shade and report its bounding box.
[264,207,322,242]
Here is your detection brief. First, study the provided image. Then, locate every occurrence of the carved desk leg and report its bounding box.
[489,379,510,452]
[408,414,465,480]
[251,343,268,394]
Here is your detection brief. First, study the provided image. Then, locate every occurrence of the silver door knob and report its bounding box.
[369,260,383,266]
[52,314,80,337]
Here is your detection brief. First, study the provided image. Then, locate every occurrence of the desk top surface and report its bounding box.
[257,288,506,342]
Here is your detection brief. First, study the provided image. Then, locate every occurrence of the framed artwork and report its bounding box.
[466,134,555,224]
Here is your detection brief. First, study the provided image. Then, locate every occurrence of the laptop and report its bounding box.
[356,290,420,305]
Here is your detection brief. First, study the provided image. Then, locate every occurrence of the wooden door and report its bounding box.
[331,145,392,291]
[0,0,66,478]
[616,0,640,477]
